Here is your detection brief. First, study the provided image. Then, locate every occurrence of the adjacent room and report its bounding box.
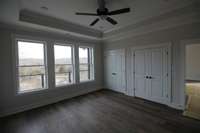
[184,44,200,120]
[0,0,200,133]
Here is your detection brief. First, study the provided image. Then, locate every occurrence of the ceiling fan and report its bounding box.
[75,0,131,26]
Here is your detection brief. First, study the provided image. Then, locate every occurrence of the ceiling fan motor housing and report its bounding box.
[97,8,109,16]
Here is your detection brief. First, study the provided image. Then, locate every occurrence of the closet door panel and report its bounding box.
[104,49,126,93]
[133,45,171,105]
[150,48,164,103]
[134,50,147,99]
[116,52,126,93]
[145,50,152,99]
[104,54,114,90]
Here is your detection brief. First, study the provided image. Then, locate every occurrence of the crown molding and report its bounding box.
[19,9,103,38]
[103,2,200,42]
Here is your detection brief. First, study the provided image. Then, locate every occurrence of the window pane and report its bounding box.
[17,40,47,93]
[55,64,73,85]
[80,64,89,81]
[80,70,89,81]
[79,47,88,64]
[18,41,44,66]
[79,47,94,82]
[19,66,45,76]
[80,64,88,71]
[55,73,73,86]
[55,64,73,73]
[19,75,46,91]
[54,45,74,86]
[54,45,72,64]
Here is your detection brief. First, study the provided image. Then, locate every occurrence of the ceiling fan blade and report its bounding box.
[90,18,100,26]
[97,0,106,10]
[108,8,130,15]
[106,17,117,25]
[75,12,98,16]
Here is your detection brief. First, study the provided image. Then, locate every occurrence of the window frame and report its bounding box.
[78,46,95,82]
[15,38,48,94]
[12,35,96,95]
[54,43,75,87]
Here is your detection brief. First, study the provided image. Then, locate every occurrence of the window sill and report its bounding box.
[16,80,96,96]
[55,80,96,89]
[55,83,76,89]
[79,79,95,84]
[17,87,48,95]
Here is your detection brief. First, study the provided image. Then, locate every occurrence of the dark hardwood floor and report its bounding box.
[1,89,200,133]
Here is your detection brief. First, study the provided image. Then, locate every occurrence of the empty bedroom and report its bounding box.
[0,0,200,133]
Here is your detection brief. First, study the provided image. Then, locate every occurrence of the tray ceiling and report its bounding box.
[0,0,196,38]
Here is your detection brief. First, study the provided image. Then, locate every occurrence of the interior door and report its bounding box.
[134,49,148,99]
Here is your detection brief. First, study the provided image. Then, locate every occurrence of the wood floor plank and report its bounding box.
[1,89,200,133]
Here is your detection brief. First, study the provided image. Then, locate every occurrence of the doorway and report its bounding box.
[183,44,200,119]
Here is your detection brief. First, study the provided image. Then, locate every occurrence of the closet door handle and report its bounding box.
[145,76,153,79]
[112,73,117,75]
[149,76,153,79]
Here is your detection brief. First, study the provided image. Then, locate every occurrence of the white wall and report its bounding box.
[104,22,200,110]
[186,44,200,81]
[103,2,200,110]
[0,26,103,117]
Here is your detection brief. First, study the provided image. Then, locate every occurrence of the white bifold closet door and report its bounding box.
[104,49,126,93]
[134,46,171,104]
[134,49,148,99]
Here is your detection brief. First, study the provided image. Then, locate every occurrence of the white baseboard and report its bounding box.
[167,103,185,110]
[0,87,102,118]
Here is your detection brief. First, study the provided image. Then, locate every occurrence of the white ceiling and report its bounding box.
[0,0,196,35]
[20,0,194,32]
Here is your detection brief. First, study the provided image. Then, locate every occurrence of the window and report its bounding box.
[79,47,94,82]
[16,40,47,93]
[15,38,95,93]
[54,44,74,86]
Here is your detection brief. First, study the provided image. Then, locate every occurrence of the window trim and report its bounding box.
[15,38,48,94]
[78,46,95,82]
[54,43,76,87]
